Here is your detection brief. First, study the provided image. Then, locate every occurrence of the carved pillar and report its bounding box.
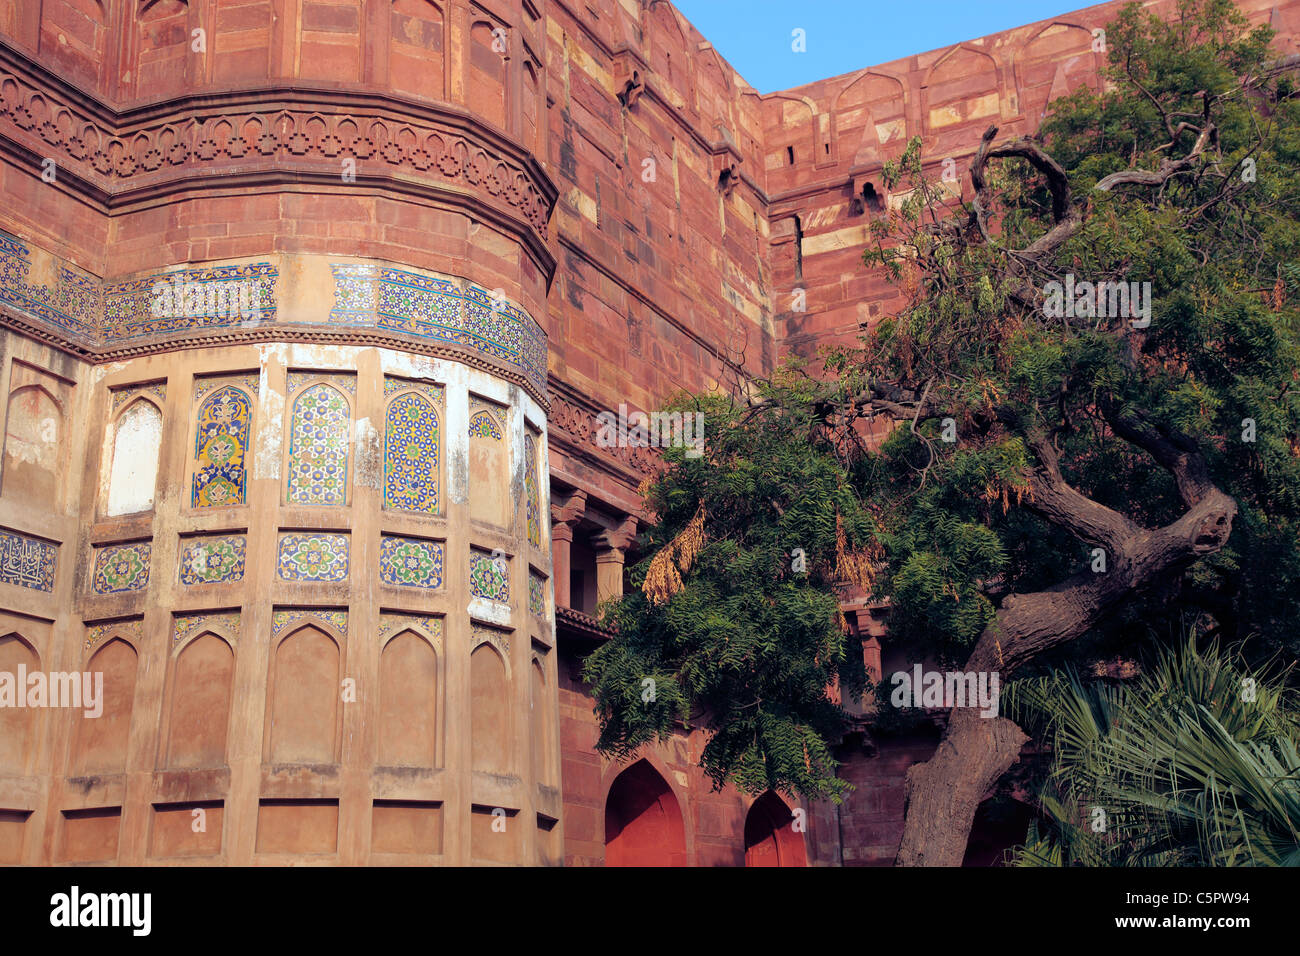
[550,489,586,609]
[594,515,637,604]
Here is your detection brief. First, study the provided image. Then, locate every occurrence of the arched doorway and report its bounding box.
[604,759,687,866]
[744,791,807,867]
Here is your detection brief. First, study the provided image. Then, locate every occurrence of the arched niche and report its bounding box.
[743,791,807,867]
[0,633,40,774]
[529,656,554,787]
[163,632,234,769]
[286,380,352,506]
[383,389,440,514]
[604,758,687,866]
[70,637,138,776]
[2,384,62,508]
[379,629,438,767]
[469,641,509,773]
[468,400,509,528]
[266,624,340,764]
[106,398,163,517]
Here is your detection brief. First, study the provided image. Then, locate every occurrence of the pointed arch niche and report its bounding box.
[71,629,141,776]
[2,362,69,510]
[0,632,41,775]
[743,791,807,867]
[265,614,344,764]
[469,626,510,774]
[604,759,687,866]
[105,396,163,517]
[161,616,238,769]
[378,619,442,768]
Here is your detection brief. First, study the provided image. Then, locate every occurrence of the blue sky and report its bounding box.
[672,0,1092,93]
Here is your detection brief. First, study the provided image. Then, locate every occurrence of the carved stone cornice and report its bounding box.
[0,39,558,276]
[547,380,662,482]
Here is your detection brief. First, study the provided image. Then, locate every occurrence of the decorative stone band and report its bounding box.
[0,49,555,248]
[0,236,550,406]
[331,264,546,396]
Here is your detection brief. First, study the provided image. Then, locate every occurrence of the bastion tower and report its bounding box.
[0,0,561,865]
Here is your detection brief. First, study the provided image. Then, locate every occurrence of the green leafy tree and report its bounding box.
[586,0,1300,865]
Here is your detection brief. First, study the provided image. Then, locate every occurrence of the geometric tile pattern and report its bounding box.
[383,391,440,513]
[471,622,510,654]
[286,382,350,506]
[110,381,167,414]
[277,533,349,582]
[103,262,277,340]
[378,613,443,648]
[330,263,547,395]
[0,230,99,339]
[468,408,504,439]
[172,611,242,648]
[84,618,143,652]
[528,571,546,616]
[178,534,247,586]
[525,431,541,548]
[91,541,152,594]
[379,535,444,588]
[271,608,348,638]
[0,528,57,591]
[469,548,509,603]
[191,385,252,507]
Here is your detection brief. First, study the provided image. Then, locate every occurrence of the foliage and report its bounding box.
[585,0,1300,806]
[1004,635,1300,866]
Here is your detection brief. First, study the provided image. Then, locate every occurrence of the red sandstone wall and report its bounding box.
[765,0,1300,362]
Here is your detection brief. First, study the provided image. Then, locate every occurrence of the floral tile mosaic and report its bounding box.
[277,532,349,582]
[471,622,510,653]
[172,611,241,648]
[469,548,509,603]
[110,381,167,414]
[192,384,252,507]
[85,618,142,652]
[92,541,151,594]
[271,608,348,637]
[178,535,247,586]
[525,431,541,548]
[378,613,443,647]
[528,571,546,616]
[379,535,444,588]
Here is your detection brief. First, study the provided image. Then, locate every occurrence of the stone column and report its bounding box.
[594,515,637,604]
[550,489,586,609]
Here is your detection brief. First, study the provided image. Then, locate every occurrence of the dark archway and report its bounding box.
[604,759,686,866]
[744,791,808,867]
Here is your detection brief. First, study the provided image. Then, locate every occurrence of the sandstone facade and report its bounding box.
[0,0,1295,866]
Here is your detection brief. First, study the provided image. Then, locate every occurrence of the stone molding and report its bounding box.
[0,40,556,257]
